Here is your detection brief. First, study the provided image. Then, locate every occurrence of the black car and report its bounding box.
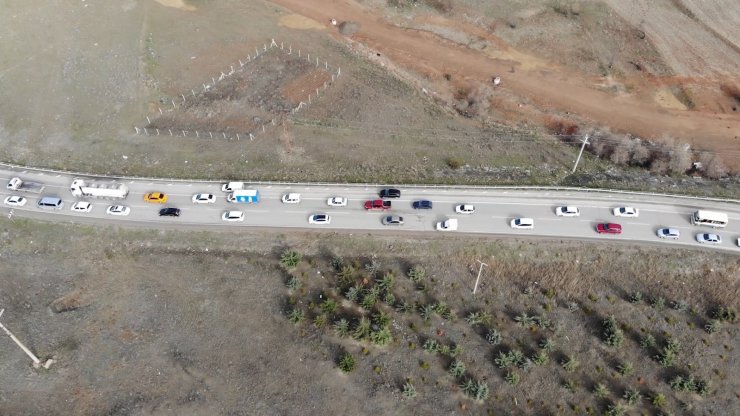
[412,200,433,209]
[159,207,181,217]
[379,188,401,199]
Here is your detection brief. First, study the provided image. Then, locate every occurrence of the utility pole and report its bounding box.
[572,134,590,173]
[0,309,54,369]
[472,260,488,295]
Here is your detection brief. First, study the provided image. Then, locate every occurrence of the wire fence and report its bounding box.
[133,38,341,142]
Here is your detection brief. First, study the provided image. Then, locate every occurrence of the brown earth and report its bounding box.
[269,0,740,167]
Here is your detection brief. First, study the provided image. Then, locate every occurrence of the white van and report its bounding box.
[221,182,247,192]
[37,196,64,209]
[690,210,728,228]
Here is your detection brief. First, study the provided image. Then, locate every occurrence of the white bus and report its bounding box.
[690,210,728,228]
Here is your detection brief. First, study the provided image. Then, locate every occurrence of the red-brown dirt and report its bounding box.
[270,0,740,168]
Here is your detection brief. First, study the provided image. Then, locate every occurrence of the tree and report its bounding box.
[667,142,692,174]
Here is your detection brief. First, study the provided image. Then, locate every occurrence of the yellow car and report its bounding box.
[144,192,168,203]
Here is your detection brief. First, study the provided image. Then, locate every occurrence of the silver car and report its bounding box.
[696,233,721,245]
[382,215,404,226]
[656,228,680,239]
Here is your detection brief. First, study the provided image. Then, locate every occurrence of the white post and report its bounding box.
[181,94,186,102]
[572,135,590,173]
[472,261,488,295]
[212,77,216,84]
[298,50,301,57]
[196,131,199,138]
[307,53,310,62]
[156,129,160,136]
[191,89,195,96]
[271,38,277,48]
[203,83,207,91]
[135,127,140,134]
[171,99,176,108]
[249,133,254,141]
[209,132,213,139]
[239,59,244,67]
[288,45,292,54]
[236,133,240,140]
[144,128,148,136]
[146,116,151,124]
[169,129,173,136]
[262,125,265,132]
[325,61,328,69]
[280,42,284,50]
[0,309,41,366]
[159,107,163,115]
[337,67,341,76]
[223,132,226,139]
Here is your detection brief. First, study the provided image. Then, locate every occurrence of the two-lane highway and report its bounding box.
[1,166,739,254]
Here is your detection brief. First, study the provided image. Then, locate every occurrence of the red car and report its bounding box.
[364,199,392,210]
[596,223,622,234]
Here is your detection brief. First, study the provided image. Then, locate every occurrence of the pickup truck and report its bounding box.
[364,199,392,210]
[6,177,45,193]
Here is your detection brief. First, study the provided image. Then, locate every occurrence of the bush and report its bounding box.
[495,349,525,369]
[361,286,380,309]
[605,403,626,416]
[420,303,435,321]
[370,327,392,346]
[338,352,356,372]
[321,299,338,315]
[280,250,301,268]
[617,361,633,376]
[652,296,666,310]
[540,337,556,352]
[629,291,643,303]
[445,157,464,170]
[504,371,520,386]
[286,276,301,290]
[562,379,576,392]
[465,311,490,326]
[486,328,502,345]
[711,306,737,323]
[562,356,579,372]
[651,393,667,408]
[338,265,356,287]
[705,319,722,334]
[640,334,656,349]
[423,339,440,354]
[402,381,417,399]
[287,308,305,324]
[344,284,361,302]
[603,316,625,347]
[514,312,537,327]
[407,266,426,283]
[377,272,394,292]
[395,301,413,313]
[623,388,641,405]
[473,380,490,400]
[333,318,350,337]
[656,339,680,367]
[313,314,327,329]
[593,382,609,398]
[330,255,344,271]
[352,317,371,340]
[532,350,549,366]
[364,259,380,277]
[449,360,466,378]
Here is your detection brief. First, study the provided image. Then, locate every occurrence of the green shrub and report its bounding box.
[287,307,305,324]
[330,255,344,271]
[563,379,576,392]
[364,259,380,277]
[345,284,361,302]
[361,286,380,309]
[494,349,525,369]
[432,302,451,318]
[605,403,626,416]
[333,318,350,337]
[383,292,396,306]
[532,350,549,366]
[423,339,440,353]
[286,276,301,290]
[486,328,502,345]
[449,360,466,378]
[313,314,327,328]
[280,250,301,268]
[696,379,710,396]
[338,352,356,372]
[561,356,579,372]
[402,381,417,399]
[449,344,463,358]
[617,361,633,376]
[640,334,656,349]
[321,299,338,315]
[603,316,625,347]
[504,371,520,386]
[711,306,737,323]
[705,319,722,334]
[651,393,666,408]
[407,266,426,283]
[593,382,609,398]
[656,339,680,367]
[373,311,391,328]
[352,317,371,340]
[623,388,641,405]
[514,312,536,327]
[652,296,666,310]
[338,265,356,286]
[629,291,643,303]
[540,337,556,352]
[671,300,689,312]
[420,303,434,321]
[544,288,556,298]
[670,375,696,392]
[465,311,490,326]
[396,301,413,313]
[473,380,490,400]
[377,272,394,291]
[370,327,392,346]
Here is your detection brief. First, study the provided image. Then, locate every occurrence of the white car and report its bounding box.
[656,228,680,239]
[282,193,301,204]
[106,205,130,216]
[308,214,331,225]
[696,233,721,245]
[222,210,244,222]
[613,207,639,217]
[327,197,348,207]
[455,204,475,214]
[3,195,27,207]
[71,201,92,213]
[436,218,458,231]
[556,206,580,217]
[192,193,216,204]
[510,217,534,230]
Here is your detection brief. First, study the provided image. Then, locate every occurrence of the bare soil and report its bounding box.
[0,219,737,415]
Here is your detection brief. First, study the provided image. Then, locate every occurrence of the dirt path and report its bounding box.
[270,0,740,165]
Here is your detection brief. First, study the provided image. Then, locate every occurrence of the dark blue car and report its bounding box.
[412,200,433,209]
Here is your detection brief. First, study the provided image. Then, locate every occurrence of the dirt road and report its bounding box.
[270,0,740,161]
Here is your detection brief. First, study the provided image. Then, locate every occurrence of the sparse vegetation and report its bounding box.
[486,328,502,345]
[338,352,356,372]
[287,307,305,324]
[562,356,579,372]
[624,388,641,405]
[280,250,301,269]
[402,381,417,399]
[407,266,426,283]
[603,316,625,347]
[448,360,466,378]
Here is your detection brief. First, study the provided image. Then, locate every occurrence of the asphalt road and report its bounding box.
[2,167,739,254]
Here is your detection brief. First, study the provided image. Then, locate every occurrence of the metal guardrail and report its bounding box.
[1,161,738,204]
